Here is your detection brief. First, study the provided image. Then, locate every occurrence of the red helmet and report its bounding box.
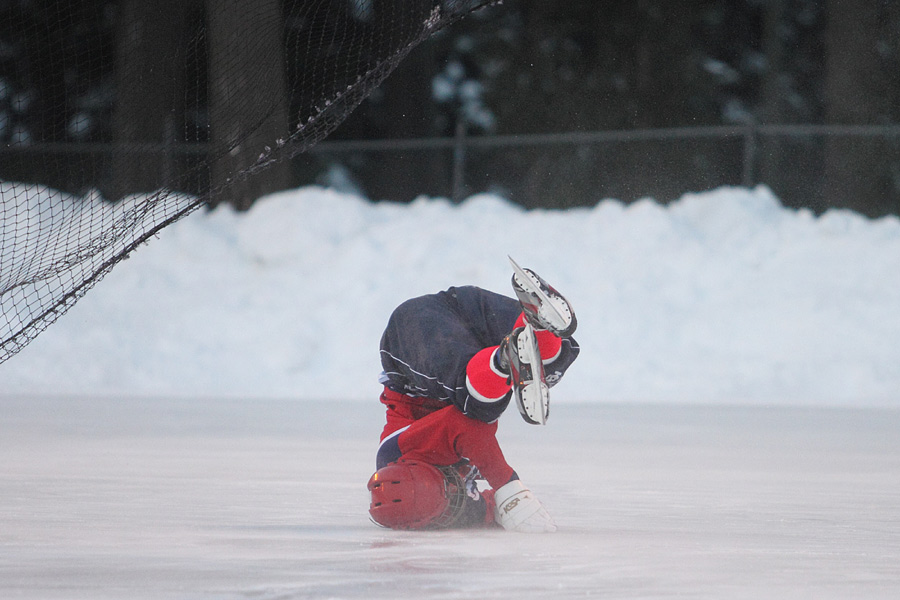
[367,460,467,530]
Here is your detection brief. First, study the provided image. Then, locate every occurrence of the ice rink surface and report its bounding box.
[2,396,899,599]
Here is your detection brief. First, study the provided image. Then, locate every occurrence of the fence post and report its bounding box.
[742,124,757,188]
[452,118,467,202]
[162,114,176,191]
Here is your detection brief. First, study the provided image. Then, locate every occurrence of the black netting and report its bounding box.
[0,0,496,365]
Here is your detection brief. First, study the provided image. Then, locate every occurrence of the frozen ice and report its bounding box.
[1,396,898,599]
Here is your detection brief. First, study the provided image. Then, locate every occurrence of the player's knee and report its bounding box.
[455,400,508,426]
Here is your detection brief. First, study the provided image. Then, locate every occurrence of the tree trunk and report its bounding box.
[207,0,291,210]
[757,0,788,185]
[362,20,440,202]
[758,0,790,125]
[104,0,189,201]
[824,0,892,216]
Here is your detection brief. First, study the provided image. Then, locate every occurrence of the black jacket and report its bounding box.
[379,285,580,422]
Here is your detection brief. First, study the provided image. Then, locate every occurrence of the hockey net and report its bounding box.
[0,0,494,364]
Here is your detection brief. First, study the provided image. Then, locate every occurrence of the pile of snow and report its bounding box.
[3,185,900,406]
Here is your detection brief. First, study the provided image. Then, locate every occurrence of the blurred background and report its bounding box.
[0,0,898,215]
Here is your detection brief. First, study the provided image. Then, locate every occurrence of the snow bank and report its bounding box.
[3,185,900,406]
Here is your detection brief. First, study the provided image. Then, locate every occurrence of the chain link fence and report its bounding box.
[3,123,899,216]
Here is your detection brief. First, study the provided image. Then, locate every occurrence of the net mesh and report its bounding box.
[0,0,495,365]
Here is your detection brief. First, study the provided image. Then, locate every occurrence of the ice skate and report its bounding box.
[508,256,577,338]
[497,324,550,425]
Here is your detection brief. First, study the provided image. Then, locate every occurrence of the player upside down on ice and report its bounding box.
[368,258,579,533]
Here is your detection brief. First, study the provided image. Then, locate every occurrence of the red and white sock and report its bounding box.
[465,313,563,403]
[513,313,562,364]
[465,346,510,403]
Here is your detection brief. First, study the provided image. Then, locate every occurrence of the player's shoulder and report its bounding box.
[443,285,514,306]
[444,286,520,329]
[390,285,517,327]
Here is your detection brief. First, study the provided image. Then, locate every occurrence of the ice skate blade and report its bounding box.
[508,256,577,338]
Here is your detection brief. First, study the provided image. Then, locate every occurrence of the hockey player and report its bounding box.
[367,260,579,532]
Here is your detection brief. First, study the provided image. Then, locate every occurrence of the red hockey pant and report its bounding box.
[378,388,515,489]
